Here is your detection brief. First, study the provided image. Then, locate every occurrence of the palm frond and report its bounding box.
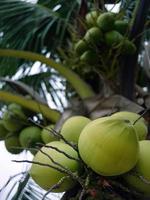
[0,0,79,54]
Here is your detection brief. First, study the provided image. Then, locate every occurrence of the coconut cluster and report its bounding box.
[29,112,150,197]
[74,11,136,64]
[0,103,57,154]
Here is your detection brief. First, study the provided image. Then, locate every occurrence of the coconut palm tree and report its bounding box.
[0,0,150,199]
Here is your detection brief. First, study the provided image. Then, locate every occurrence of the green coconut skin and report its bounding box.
[2,111,23,132]
[5,133,23,154]
[124,140,150,196]
[0,120,8,140]
[19,126,42,148]
[74,40,88,56]
[30,141,80,192]
[120,40,136,55]
[2,104,27,132]
[114,20,129,35]
[105,30,123,47]
[78,118,139,176]
[80,50,98,64]
[84,27,103,44]
[111,111,148,140]
[85,11,99,28]
[60,116,91,144]
[97,12,115,32]
[41,124,57,144]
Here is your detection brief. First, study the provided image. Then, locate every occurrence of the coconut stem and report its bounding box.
[133,108,150,125]
[37,143,80,162]
[42,176,69,200]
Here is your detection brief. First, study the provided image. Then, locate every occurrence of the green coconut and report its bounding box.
[78,117,139,176]
[41,124,57,144]
[105,30,123,47]
[74,40,88,56]
[85,10,100,28]
[84,27,103,44]
[80,50,98,64]
[114,20,129,35]
[2,103,27,132]
[124,140,150,196]
[5,133,23,154]
[111,111,148,140]
[2,111,23,132]
[97,12,115,32]
[19,126,42,148]
[0,120,8,140]
[60,116,91,144]
[30,141,80,192]
[120,40,136,54]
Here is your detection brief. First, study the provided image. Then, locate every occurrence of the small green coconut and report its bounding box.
[3,111,23,132]
[97,12,115,32]
[80,50,98,64]
[105,30,123,47]
[5,133,23,154]
[114,20,129,35]
[19,126,42,148]
[74,40,88,56]
[85,10,100,28]
[60,116,91,144]
[41,124,57,144]
[120,40,136,54]
[84,27,103,44]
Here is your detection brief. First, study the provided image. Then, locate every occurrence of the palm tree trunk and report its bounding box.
[120,0,150,100]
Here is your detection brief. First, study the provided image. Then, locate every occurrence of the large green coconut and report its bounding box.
[5,133,23,154]
[124,140,150,196]
[111,111,148,140]
[60,116,91,144]
[78,117,139,176]
[30,141,80,192]
[0,120,8,140]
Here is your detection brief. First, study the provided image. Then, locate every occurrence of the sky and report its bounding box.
[0,142,32,199]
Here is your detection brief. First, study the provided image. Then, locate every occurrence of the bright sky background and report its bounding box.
[0,142,32,199]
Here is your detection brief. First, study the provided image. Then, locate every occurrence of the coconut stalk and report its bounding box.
[0,91,60,123]
[0,49,95,99]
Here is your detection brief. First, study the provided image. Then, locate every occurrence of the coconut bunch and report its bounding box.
[29,112,150,199]
[0,103,48,155]
[0,103,27,154]
[74,10,136,66]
